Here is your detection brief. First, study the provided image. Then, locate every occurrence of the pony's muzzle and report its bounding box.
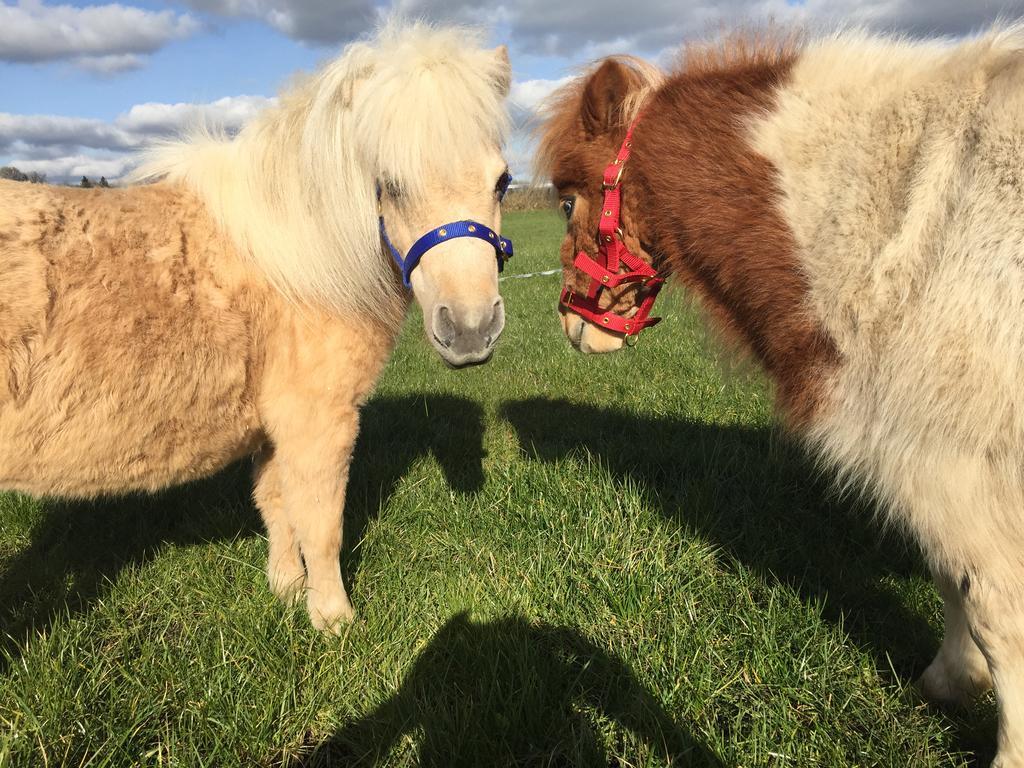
[560,310,624,354]
[432,297,505,367]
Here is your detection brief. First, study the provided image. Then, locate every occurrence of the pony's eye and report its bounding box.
[560,197,575,220]
[495,170,512,201]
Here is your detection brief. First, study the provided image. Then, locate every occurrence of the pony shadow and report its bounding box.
[499,398,937,677]
[290,612,720,767]
[343,393,487,587]
[500,397,998,762]
[0,393,486,666]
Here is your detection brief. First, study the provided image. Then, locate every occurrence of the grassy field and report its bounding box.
[0,210,997,766]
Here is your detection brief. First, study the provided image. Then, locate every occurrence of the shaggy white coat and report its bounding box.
[753,25,1024,765]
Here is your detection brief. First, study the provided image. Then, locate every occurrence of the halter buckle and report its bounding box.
[602,165,624,190]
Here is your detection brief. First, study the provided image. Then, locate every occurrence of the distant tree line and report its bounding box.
[78,176,110,188]
[1,165,47,184]
[500,184,556,212]
[1,166,113,188]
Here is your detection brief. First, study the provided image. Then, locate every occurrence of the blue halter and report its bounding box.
[378,175,514,289]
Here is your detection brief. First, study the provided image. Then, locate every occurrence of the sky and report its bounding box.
[1,0,1022,182]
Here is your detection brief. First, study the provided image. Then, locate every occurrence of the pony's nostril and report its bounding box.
[568,317,584,346]
[433,304,456,348]
[482,298,505,346]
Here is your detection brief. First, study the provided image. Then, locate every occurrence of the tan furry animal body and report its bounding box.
[539,24,1024,765]
[0,22,514,632]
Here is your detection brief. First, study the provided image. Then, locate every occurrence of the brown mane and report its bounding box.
[671,27,804,77]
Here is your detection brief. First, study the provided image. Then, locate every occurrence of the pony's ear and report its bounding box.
[581,59,631,138]
[493,45,511,97]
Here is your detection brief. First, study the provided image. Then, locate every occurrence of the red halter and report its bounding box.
[559,118,663,337]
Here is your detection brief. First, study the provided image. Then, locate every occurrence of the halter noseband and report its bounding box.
[378,176,514,289]
[559,119,663,337]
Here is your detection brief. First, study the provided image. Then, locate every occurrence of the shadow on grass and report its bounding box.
[499,397,997,763]
[0,394,486,665]
[292,612,720,767]
[342,393,487,591]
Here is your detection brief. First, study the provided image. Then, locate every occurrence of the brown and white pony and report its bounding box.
[538,26,1024,766]
[0,23,513,632]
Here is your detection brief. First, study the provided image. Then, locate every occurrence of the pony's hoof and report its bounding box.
[992,751,1024,768]
[915,657,991,708]
[308,594,355,634]
[267,564,307,606]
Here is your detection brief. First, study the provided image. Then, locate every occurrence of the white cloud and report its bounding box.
[115,95,276,135]
[0,113,136,152]
[0,95,275,182]
[11,152,138,182]
[508,75,573,129]
[183,0,376,44]
[74,53,145,75]
[510,76,573,113]
[0,0,200,71]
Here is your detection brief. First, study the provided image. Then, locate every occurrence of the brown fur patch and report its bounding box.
[672,27,803,77]
[538,35,839,425]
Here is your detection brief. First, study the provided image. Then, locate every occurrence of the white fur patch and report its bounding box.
[752,23,1024,579]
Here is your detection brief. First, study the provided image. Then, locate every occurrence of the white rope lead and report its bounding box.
[499,268,561,281]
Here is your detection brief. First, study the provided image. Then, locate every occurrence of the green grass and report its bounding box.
[0,210,997,766]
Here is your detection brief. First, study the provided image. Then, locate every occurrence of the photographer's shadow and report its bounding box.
[293,612,720,767]
[0,393,486,665]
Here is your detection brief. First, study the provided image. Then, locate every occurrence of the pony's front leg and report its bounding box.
[253,449,307,604]
[917,570,992,706]
[275,417,360,633]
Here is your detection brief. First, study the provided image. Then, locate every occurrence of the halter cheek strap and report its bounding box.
[378,175,514,289]
[559,119,663,336]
